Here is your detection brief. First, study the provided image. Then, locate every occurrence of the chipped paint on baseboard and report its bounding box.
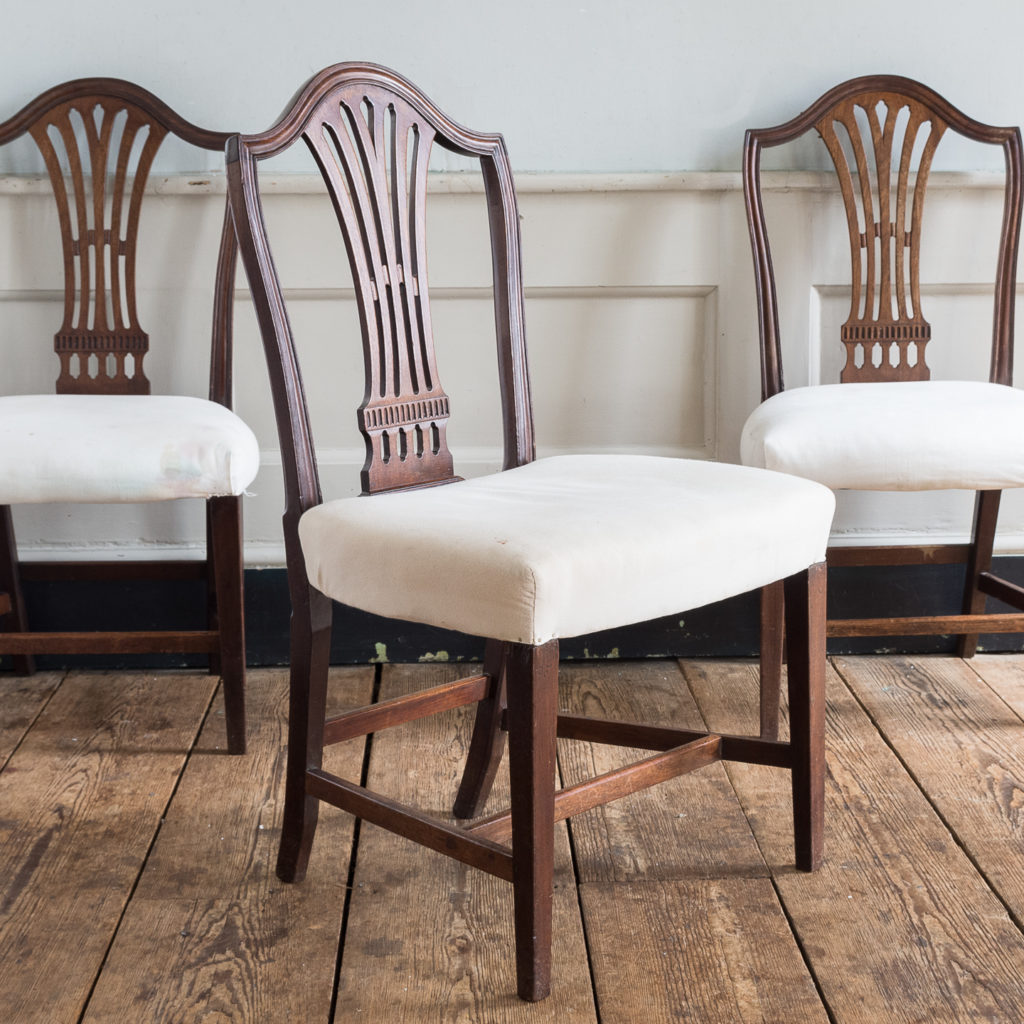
[418,650,451,663]
[572,645,622,660]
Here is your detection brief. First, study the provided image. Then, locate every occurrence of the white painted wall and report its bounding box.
[0,0,1021,173]
[2,1,1024,564]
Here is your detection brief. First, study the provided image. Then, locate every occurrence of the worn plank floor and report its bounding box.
[3,656,1024,1022]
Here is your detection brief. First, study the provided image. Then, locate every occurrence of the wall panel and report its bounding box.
[2,172,1020,563]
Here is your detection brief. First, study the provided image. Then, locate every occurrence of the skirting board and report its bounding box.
[3,559,1024,670]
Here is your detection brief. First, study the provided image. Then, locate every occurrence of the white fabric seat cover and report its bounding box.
[741,380,1024,491]
[0,394,260,503]
[299,454,835,646]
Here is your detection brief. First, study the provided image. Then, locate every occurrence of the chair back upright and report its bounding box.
[0,79,237,402]
[227,62,535,528]
[744,75,1023,398]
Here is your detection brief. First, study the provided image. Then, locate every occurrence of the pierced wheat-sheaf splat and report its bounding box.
[817,94,948,383]
[303,86,457,494]
[29,99,168,394]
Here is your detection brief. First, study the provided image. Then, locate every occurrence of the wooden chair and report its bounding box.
[227,62,834,1001]
[0,79,259,753]
[742,74,1024,738]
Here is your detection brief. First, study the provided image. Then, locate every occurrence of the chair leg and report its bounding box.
[759,580,785,740]
[205,501,221,678]
[276,584,333,884]
[453,639,509,819]
[783,563,826,872]
[0,505,35,676]
[210,496,247,754]
[959,489,1000,659]
[506,639,558,1002]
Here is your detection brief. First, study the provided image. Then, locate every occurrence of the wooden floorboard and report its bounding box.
[5,655,1024,1021]
[0,671,62,767]
[560,661,826,1022]
[558,661,768,882]
[335,664,596,1022]
[81,667,374,1024]
[835,654,1024,928]
[686,658,1024,1023]
[580,879,829,1023]
[0,670,218,1024]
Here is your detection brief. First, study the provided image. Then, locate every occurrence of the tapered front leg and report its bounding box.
[205,501,222,679]
[0,505,34,676]
[759,580,785,739]
[210,496,247,754]
[959,489,1000,659]
[276,583,333,883]
[453,639,509,819]
[783,563,826,872]
[505,639,559,1002]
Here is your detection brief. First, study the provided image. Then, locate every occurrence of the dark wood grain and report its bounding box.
[469,734,722,843]
[227,61,534,520]
[307,767,514,880]
[209,495,247,753]
[827,612,1024,637]
[759,580,784,738]
[506,640,559,1001]
[0,79,248,753]
[0,629,220,654]
[960,490,1003,657]
[322,672,488,744]
[826,544,974,567]
[0,79,231,395]
[0,505,33,674]
[745,74,1022,399]
[784,563,826,870]
[227,62,551,1003]
[555,712,792,765]
[336,663,596,1022]
[230,62,828,1001]
[453,638,509,818]
[745,75,1024,662]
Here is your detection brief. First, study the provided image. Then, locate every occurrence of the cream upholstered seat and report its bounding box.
[228,62,832,1003]
[302,454,833,645]
[0,395,258,504]
[742,382,1024,492]
[0,79,257,754]
[742,74,1024,698]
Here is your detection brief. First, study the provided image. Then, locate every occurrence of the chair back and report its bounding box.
[227,63,534,525]
[0,79,234,396]
[744,75,1023,397]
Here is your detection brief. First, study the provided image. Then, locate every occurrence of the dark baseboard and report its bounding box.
[5,558,1024,670]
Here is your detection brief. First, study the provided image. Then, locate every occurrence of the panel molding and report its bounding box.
[0,169,1011,196]
[2,172,1021,560]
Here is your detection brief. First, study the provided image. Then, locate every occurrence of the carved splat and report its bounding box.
[816,94,947,382]
[745,76,1023,400]
[302,87,456,494]
[29,98,168,394]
